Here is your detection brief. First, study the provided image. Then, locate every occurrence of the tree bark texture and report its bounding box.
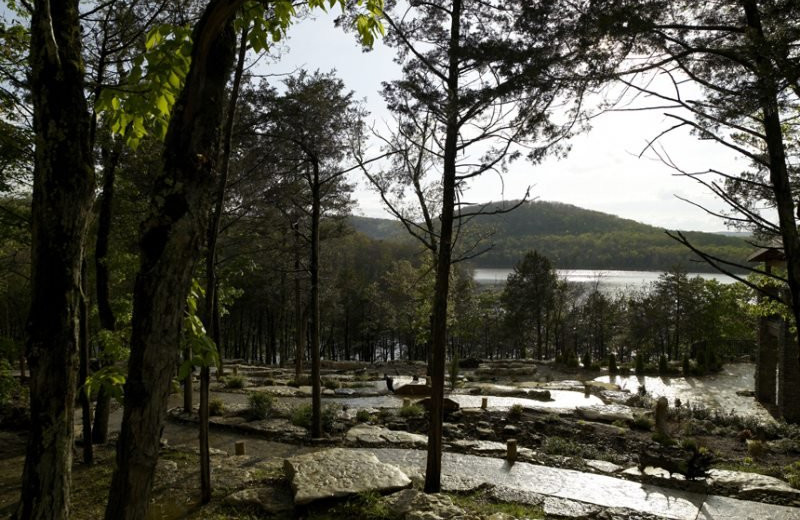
[741,0,800,364]
[17,1,95,518]
[425,0,461,494]
[310,163,322,438]
[105,2,240,518]
[93,140,121,444]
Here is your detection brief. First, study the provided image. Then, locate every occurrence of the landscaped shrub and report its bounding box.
[291,403,337,432]
[398,403,424,419]
[356,409,371,423]
[224,374,246,389]
[322,377,340,390]
[209,397,225,416]
[247,392,273,420]
[581,351,591,369]
[507,403,524,421]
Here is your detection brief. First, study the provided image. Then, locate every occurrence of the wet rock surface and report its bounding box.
[284,448,412,505]
[383,489,472,520]
[345,424,428,447]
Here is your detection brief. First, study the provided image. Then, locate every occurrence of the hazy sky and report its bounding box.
[262,9,748,233]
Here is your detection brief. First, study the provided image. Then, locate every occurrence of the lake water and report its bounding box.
[473,268,735,293]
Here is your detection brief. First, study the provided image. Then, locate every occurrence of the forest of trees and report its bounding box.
[351,201,753,271]
[0,0,798,517]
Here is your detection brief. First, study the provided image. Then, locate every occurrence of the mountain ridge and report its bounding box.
[349,200,752,272]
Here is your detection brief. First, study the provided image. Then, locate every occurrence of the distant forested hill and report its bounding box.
[349,201,753,272]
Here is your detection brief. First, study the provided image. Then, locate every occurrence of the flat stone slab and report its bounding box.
[224,486,294,514]
[345,425,427,447]
[575,404,634,423]
[585,459,623,474]
[697,494,800,519]
[707,469,800,502]
[367,448,703,520]
[284,448,411,505]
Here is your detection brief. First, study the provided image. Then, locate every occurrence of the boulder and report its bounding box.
[345,424,427,447]
[575,404,634,423]
[417,397,460,412]
[284,448,411,505]
[458,358,482,369]
[223,486,294,514]
[707,469,800,502]
[383,489,469,520]
[395,384,431,396]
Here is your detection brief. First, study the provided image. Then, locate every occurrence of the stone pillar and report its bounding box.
[755,318,778,406]
[778,323,800,423]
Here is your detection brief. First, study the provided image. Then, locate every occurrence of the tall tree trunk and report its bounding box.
[18,1,95,518]
[294,223,305,380]
[79,261,93,465]
[105,3,239,518]
[741,0,800,363]
[199,24,248,503]
[93,140,121,444]
[310,162,323,438]
[425,0,461,494]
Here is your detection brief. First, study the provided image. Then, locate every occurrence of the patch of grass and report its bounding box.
[356,409,372,423]
[541,436,601,460]
[784,461,800,489]
[450,490,544,519]
[223,375,246,389]
[713,460,784,479]
[307,490,391,520]
[747,439,767,459]
[398,404,424,419]
[247,391,273,420]
[209,398,225,416]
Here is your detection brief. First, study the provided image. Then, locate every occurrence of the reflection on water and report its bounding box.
[594,363,772,421]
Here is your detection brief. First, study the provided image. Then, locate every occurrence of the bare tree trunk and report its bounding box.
[79,261,93,465]
[105,2,239,517]
[294,223,305,380]
[93,140,121,444]
[310,163,322,438]
[425,0,461,494]
[741,0,800,363]
[17,1,95,518]
[199,22,248,504]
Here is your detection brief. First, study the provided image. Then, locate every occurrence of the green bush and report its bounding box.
[291,403,337,432]
[356,409,371,423]
[247,392,273,420]
[209,398,225,416]
[224,375,246,389]
[784,462,800,489]
[631,414,654,431]
[398,404,424,419]
[682,355,691,376]
[288,376,312,387]
[581,351,592,369]
[322,378,340,390]
[507,403,524,421]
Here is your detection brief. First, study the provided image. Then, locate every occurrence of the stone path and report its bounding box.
[366,448,800,520]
